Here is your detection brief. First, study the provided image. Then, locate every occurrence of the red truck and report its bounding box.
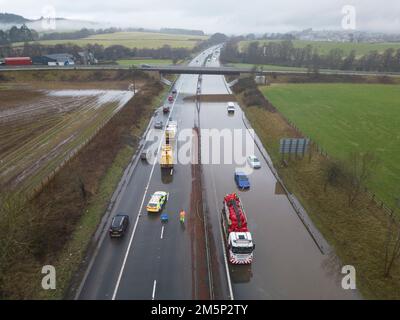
[221,193,255,265]
[4,57,32,66]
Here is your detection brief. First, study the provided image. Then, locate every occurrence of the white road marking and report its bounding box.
[152,280,157,300]
[208,50,235,300]
[111,80,183,300]
[160,226,165,239]
[210,165,234,300]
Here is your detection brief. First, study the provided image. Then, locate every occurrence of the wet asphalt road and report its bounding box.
[78,47,360,300]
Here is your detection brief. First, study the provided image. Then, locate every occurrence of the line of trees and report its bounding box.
[0,25,38,45]
[39,27,122,41]
[193,33,228,52]
[221,40,400,73]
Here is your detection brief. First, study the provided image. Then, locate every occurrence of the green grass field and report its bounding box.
[117,59,173,66]
[18,31,207,49]
[226,62,308,72]
[240,40,400,56]
[261,83,400,208]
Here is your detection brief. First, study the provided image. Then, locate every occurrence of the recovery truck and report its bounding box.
[222,193,255,265]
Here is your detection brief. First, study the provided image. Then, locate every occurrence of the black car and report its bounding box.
[163,106,170,114]
[172,89,177,95]
[109,214,130,238]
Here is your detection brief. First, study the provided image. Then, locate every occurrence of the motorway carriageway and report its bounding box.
[77,47,360,300]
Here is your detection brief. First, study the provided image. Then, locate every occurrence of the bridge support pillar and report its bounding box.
[160,73,172,86]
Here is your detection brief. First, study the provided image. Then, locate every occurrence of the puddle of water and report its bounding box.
[46,90,134,112]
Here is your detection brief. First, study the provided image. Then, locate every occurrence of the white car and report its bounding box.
[227,102,235,114]
[248,155,261,169]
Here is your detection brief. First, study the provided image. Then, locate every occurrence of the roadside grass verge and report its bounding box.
[38,145,134,299]
[117,59,173,66]
[226,62,308,72]
[232,78,400,300]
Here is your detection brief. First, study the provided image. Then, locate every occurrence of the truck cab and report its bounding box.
[228,232,255,264]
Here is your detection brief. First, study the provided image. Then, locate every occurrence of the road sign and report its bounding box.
[280,138,310,156]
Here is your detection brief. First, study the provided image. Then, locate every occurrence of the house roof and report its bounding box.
[44,53,74,62]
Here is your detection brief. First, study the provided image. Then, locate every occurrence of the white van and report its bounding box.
[227,102,236,114]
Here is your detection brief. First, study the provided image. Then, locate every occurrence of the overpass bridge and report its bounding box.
[2,64,400,78]
[0,64,266,76]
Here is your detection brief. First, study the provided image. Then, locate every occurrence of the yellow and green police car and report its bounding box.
[146,191,169,213]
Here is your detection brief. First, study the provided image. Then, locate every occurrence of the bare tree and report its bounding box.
[384,217,400,278]
[322,159,343,192]
[342,151,379,206]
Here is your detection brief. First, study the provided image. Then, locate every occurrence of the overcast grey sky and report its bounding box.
[1,0,399,34]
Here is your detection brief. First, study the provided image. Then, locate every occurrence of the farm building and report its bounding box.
[78,51,98,65]
[32,56,57,65]
[44,53,75,66]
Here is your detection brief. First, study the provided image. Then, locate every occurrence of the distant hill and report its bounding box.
[0,13,31,24]
[160,28,205,36]
[0,12,108,32]
[0,12,207,37]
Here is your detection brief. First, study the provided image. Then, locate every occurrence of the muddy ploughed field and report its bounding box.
[0,89,134,193]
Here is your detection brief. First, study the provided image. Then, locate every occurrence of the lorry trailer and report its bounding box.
[4,57,32,66]
[221,193,255,265]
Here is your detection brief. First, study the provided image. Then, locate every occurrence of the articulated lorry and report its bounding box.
[222,193,255,265]
[160,121,177,170]
[3,57,32,66]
